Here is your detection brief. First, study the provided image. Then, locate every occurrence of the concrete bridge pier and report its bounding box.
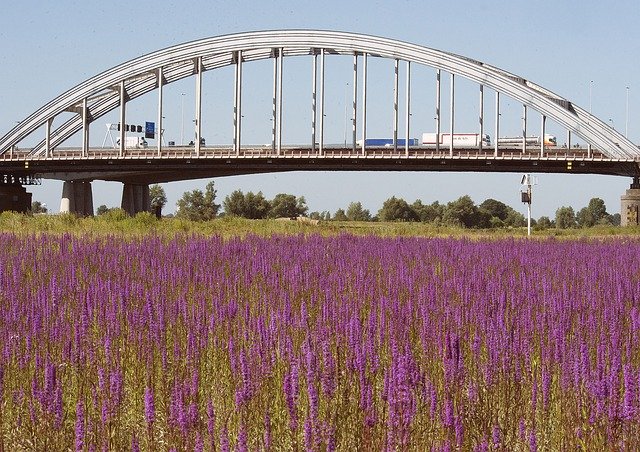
[121,183,150,216]
[60,181,94,216]
[621,177,640,226]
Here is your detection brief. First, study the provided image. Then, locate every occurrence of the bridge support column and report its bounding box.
[0,185,32,213]
[121,183,150,216]
[60,181,94,216]
[621,177,640,226]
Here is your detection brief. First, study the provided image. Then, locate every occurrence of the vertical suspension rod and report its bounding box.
[271,49,277,153]
[540,114,546,157]
[449,73,454,157]
[195,57,202,157]
[319,49,325,156]
[393,59,399,153]
[234,51,243,155]
[157,67,163,157]
[119,80,126,157]
[405,61,411,157]
[352,53,358,153]
[494,91,499,157]
[435,69,440,153]
[82,97,89,158]
[311,51,317,153]
[522,105,527,154]
[479,84,484,152]
[361,53,368,156]
[277,47,283,156]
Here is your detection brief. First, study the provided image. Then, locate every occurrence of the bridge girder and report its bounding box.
[0,30,638,160]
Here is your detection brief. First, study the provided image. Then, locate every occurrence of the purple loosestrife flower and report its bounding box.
[454,415,464,446]
[475,437,489,452]
[529,430,538,451]
[220,424,229,452]
[492,425,501,448]
[144,386,155,425]
[237,421,248,452]
[622,364,635,421]
[131,433,140,452]
[443,397,454,427]
[541,367,551,411]
[206,398,216,449]
[194,432,204,452]
[75,401,85,452]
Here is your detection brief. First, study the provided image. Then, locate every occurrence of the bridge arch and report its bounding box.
[0,29,637,159]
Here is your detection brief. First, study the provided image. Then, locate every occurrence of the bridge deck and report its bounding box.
[0,146,637,183]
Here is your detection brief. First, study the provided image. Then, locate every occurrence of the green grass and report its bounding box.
[1,211,638,238]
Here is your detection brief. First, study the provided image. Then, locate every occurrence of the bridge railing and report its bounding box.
[0,146,623,161]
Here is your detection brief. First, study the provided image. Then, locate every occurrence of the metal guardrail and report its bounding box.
[0,146,626,162]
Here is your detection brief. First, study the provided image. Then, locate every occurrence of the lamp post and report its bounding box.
[180,93,185,145]
[521,174,534,237]
[589,80,593,114]
[626,86,630,138]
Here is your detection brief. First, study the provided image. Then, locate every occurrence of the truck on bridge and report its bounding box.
[115,137,148,149]
[356,138,419,147]
[421,133,491,147]
[497,134,557,147]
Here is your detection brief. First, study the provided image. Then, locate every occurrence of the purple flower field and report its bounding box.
[0,233,639,450]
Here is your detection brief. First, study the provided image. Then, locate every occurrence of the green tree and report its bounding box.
[223,190,271,219]
[333,208,348,221]
[576,198,610,227]
[378,197,419,222]
[176,181,220,221]
[96,205,110,215]
[412,200,444,223]
[503,209,526,227]
[479,198,510,221]
[609,213,621,226]
[30,201,48,214]
[576,207,595,228]
[555,206,576,229]
[346,202,372,221]
[443,195,490,228]
[536,216,553,230]
[150,184,167,218]
[223,190,246,217]
[268,194,308,218]
[587,198,607,223]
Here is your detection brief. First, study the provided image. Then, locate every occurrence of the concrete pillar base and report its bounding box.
[121,184,150,216]
[60,181,94,216]
[621,188,640,226]
[0,185,32,213]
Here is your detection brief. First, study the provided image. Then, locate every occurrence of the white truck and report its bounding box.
[116,137,148,149]
[496,134,557,147]
[421,133,491,147]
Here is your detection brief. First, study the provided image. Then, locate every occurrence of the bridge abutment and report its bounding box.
[60,181,94,216]
[0,185,32,213]
[621,177,640,226]
[121,183,150,216]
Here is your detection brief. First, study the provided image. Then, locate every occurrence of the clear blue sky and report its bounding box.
[1,0,639,217]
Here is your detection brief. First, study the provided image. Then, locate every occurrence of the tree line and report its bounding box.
[130,182,619,229]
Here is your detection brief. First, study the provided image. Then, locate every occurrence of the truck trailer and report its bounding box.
[356,138,419,147]
[421,133,491,147]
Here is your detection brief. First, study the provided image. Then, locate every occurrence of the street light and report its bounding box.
[589,80,593,114]
[626,86,630,138]
[180,93,186,145]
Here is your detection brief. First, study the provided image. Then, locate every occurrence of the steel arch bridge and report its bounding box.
[0,30,639,215]
[1,29,638,159]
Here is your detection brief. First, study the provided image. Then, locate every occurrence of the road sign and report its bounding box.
[145,122,155,139]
